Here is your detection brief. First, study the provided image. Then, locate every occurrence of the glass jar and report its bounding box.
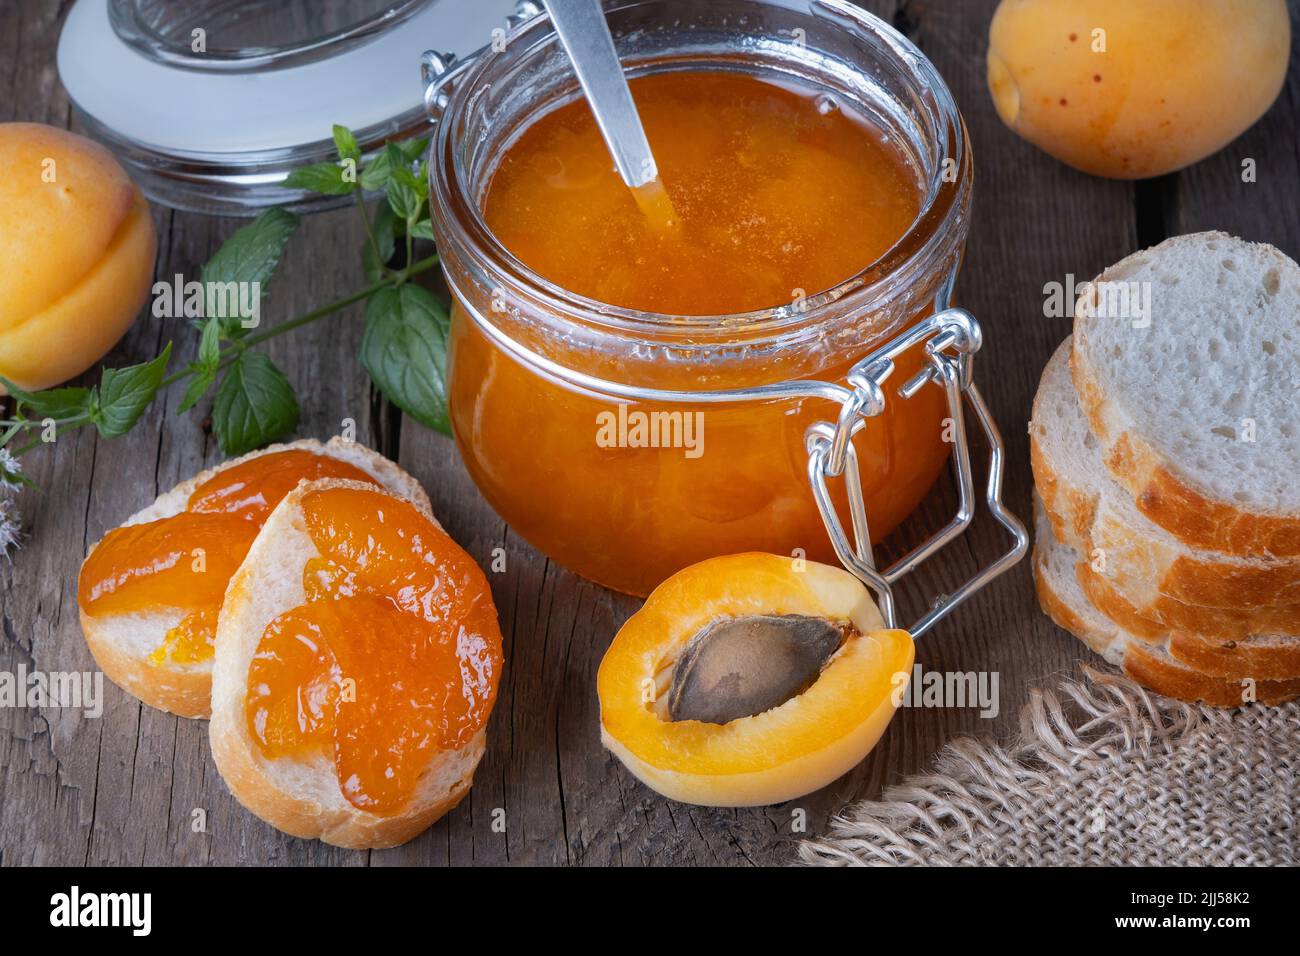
[427,0,972,597]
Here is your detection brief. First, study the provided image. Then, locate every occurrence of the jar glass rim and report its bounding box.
[429,0,971,340]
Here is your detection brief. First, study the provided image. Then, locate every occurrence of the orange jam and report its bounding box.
[77,450,378,664]
[484,72,921,314]
[448,70,954,595]
[245,487,503,816]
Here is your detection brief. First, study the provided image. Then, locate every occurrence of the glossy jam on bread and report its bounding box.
[244,487,503,816]
[78,450,377,664]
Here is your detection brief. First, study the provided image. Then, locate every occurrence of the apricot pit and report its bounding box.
[667,614,850,724]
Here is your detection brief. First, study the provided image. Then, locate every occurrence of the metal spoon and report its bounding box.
[545,0,661,189]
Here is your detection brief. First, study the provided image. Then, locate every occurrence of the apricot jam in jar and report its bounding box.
[427,0,972,596]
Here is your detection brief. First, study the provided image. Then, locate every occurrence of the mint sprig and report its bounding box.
[212,352,300,456]
[1,344,173,445]
[360,284,451,435]
[1,123,446,490]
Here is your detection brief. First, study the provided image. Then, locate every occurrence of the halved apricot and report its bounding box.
[597,553,913,806]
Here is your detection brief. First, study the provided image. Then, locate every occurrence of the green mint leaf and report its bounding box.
[212,352,299,455]
[94,342,173,438]
[359,137,426,192]
[373,200,397,259]
[386,179,420,221]
[332,124,361,162]
[201,208,300,337]
[176,319,223,413]
[362,201,398,282]
[177,367,216,415]
[283,162,354,196]
[0,378,94,422]
[360,149,394,192]
[384,146,422,220]
[399,137,429,164]
[393,165,427,204]
[409,219,435,241]
[197,316,222,368]
[360,284,450,435]
[361,244,383,284]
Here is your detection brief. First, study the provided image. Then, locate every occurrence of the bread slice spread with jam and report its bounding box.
[77,438,429,719]
[209,478,501,849]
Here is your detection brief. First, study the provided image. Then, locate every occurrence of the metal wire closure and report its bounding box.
[420,1,543,114]
[800,309,1028,638]
[446,271,1029,640]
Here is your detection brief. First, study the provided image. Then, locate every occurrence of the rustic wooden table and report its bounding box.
[2,0,1297,866]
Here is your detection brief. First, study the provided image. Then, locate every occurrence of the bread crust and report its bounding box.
[1031,550,1120,663]
[1033,534,1300,707]
[1031,352,1300,614]
[1076,562,1300,680]
[80,610,212,718]
[1119,640,1300,708]
[209,477,490,849]
[1071,235,1300,559]
[1040,442,1300,613]
[78,438,430,719]
[1035,428,1300,676]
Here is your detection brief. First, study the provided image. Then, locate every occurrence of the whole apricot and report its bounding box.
[0,123,156,392]
[987,0,1290,178]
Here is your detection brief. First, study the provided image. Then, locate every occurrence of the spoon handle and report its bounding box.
[546,0,658,188]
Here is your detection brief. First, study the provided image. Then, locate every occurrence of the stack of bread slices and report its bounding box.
[1030,232,1300,706]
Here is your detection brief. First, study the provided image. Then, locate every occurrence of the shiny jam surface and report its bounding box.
[452,71,950,596]
[245,487,502,816]
[77,450,377,664]
[484,72,922,315]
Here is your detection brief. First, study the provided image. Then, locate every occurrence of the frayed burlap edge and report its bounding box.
[797,665,1299,866]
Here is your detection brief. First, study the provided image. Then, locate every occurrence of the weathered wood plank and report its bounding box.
[1,0,97,869]
[3,0,1296,867]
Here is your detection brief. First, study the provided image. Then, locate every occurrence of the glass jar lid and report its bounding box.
[106,0,437,73]
[57,0,521,216]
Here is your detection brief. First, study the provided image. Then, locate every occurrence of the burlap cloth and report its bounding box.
[798,666,1298,866]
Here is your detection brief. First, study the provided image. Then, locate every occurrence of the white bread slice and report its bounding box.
[1031,499,1123,666]
[79,438,430,719]
[1033,339,1300,677]
[1032,499,1300,708]
[1073,560,1300,680]
[209,477,488,849]
[1030,497,1295,680]
[1072,231,1300,558]
[1031,337,1300,614]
